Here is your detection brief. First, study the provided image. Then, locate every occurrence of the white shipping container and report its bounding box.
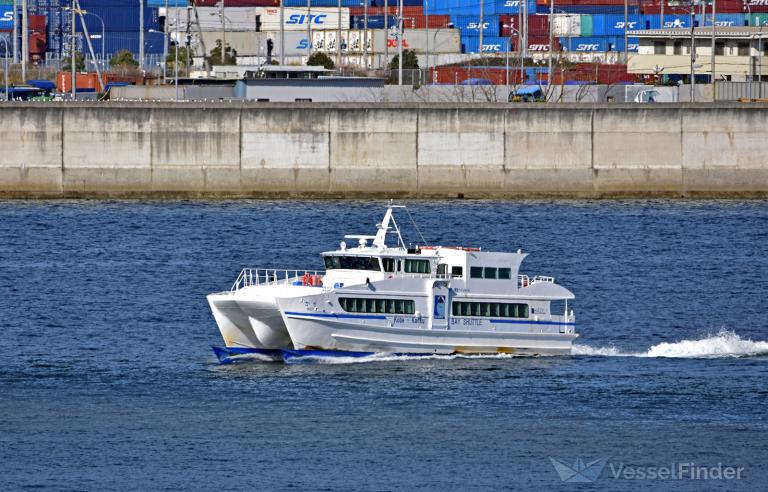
[260,7,350,32]
[552,14,581,37]
[371,29,461,55]
[164,7,349,32]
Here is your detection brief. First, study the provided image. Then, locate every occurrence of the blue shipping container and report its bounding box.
[462,35,509,53]
[560,36,607,52]
[371,0,423,6]
[452,15,501,37]
[350,15,397,29]
[427,0,535,16]
[702,14,748,27]
[86,30,165,57]
[77,1,161,33]
[590,14,643,36]
[147,0,187,6]
[0,5,13,30]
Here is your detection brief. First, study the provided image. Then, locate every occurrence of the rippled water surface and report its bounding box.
[1,200,767,490]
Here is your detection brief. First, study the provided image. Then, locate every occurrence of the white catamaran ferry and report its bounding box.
[208,204,577,362]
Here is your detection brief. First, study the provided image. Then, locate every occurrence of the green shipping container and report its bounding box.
[750,13,768,27]
[580,15,593,37]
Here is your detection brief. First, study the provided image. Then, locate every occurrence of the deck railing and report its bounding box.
[518,275,555,288]
[231,268,324,292]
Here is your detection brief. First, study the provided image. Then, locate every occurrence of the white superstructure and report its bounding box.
[208,204,577,361]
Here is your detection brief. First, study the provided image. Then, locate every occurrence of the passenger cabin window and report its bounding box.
[324,256,381,271]
[452,301,529,318]
[339,297,415,315]
[471,266,512,279]
[470,266,483,278]
[404,259,430,274]
[498,268,511,279]
[382,258,396,273]
[484,267,497,279]
[451,266,463,277]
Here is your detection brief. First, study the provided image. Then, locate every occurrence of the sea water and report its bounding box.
[1,200,767,490]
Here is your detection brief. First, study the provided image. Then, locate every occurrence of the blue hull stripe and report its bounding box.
[284,311,386,320]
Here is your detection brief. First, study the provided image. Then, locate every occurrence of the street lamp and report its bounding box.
[502,24,524,100]
[427,21,453,85]
[148,28,168,81]
[0,37,8,101]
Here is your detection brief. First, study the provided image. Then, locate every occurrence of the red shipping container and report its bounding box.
[513,35,560,52]
[29,32,46,55]
[642,0,749,14]
[404,14,452,29]
[500,14,549,36]
[349,6,423,16]
[746,0,768,13]
[538,0,630,5]
[56,72,106,93]
[195,0,279,5]
[29,14,46,33]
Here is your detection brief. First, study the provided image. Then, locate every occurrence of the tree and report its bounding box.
[166,46,194,75]
[208,40,237,66]
[110,50,139,69]
[388,49,419,70]
[62,51,85,72]
[307,52,334,70]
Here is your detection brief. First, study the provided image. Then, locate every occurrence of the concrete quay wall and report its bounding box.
[1,102,767,198]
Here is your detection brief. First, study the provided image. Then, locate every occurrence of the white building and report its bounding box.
[628,27,768,82]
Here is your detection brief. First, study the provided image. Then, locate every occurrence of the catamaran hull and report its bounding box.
[207,294,266,349]
[281,315,577,356]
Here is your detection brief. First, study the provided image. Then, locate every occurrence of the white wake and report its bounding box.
[575,330,768,359]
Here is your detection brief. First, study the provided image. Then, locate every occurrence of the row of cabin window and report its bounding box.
[469,267,512,280]
[324,256,431,274]
[452,301,529,318]
[339,297,416,315]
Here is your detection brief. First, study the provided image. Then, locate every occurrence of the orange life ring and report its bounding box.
[302,272,311,286]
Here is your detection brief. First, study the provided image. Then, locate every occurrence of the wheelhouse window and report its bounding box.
[382,258,396,273]
[451,266,463,277]
[324,256,382,271]
[452,301,529,319]
[339,297,415,315]
[470,266,512,279]
[404,259,430,274]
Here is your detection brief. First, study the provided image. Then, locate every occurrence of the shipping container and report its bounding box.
[283,0,365,6]
[84,30,165,57]
[165,6,350,32]
[462,35,510,53]
[500,14,548,36]
[349,6,423,16]
[0,5,13,30]
[642,0,752,14]
[374,28,460,53]
[590,14,642,36]
[747,0,768,13]
[552,14,581,36]
[78,0,161,32]
[580,14,593,36]
[702,14,748,27]
[350,15,397,29]
[371,0,424,6]
[404,14,453,29]
[56,72,105,93]
[426,0,536,16]
[750,12,768,25]
[512,35,560,52]
[452,15,501,37]
[557,5,639,15]
[560,36,607,52]
[194,0,279,5]
[147,0,188,7]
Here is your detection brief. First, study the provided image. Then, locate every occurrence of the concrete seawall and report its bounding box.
[2,102,768,198]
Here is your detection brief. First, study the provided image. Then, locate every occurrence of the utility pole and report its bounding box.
[711,0,716,88]
[71,4,76,99]
[21,0,27,80]
[220,0,225,64]
[690,0,695,101]
[12,0,18,63]
[139,0,144,70]
[623,0,628,64]
[479,0,484,56]
[336,0,341,67]
[398,0,403,84]
[363,0,368,69]
[307,0,312,61]
[163,0,168,81]
[279,0,284,64]
[425,0,429,79]
[384,0,389,70]
[548,0,553,89]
